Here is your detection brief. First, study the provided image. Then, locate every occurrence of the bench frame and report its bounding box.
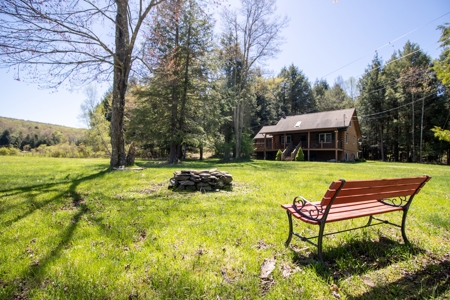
[281,175,431,260]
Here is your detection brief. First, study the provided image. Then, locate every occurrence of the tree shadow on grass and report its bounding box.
[289,237,450,298]
[0,171,108,227]
[291,236,426,279]
[348,258,450,299]
[2,170,108,299]
[135,157,256,169]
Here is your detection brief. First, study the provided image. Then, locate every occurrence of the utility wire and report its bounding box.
[321,11,450,79]
[358,91,438,119]
[362,64,433,96]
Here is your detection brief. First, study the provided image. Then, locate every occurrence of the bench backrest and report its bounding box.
[320,176,431,206]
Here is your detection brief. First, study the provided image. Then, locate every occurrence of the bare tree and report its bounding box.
[344,76,359,101]
[0,0,162,168]
[79,85,112,155]
[221,0,288,158]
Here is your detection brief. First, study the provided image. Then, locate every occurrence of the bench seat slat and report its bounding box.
[325,204,402,222]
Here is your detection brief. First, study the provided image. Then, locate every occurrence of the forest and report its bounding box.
[0,0,449,164]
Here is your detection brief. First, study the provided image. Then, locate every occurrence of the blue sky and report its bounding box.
[1,0,449,128]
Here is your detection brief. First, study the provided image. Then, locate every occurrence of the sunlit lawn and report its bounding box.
[0,156,449,299]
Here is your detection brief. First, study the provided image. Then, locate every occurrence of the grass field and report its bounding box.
[0,156,449,299]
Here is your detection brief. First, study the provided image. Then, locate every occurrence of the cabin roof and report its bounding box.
[255,108,361,138]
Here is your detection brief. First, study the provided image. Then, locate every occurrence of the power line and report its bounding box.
[320,11,450,79]
[362,63,434,96]
[358,91,439,119]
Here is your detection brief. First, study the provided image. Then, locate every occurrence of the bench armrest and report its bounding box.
[292,196,325,221]
[379,196,409,207]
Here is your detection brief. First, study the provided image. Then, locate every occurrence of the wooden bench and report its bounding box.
[281,175,431,260]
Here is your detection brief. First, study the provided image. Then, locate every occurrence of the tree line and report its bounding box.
[1,1,449,164]
[0,117,86,150]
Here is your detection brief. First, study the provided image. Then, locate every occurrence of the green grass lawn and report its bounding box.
[0,156,449,299]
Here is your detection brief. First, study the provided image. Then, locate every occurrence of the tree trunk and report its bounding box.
[176,11,192,162]
[234,101,243,158]
[167,4,181,165]
[379,122,384,161]
[168,142,178,164]
[446,148,450,165]
[110,0,131,168]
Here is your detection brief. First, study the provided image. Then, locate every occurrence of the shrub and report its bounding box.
[276,149,282,161]
[214,138,233,161]
[295,147,305,161]
[8,148,19,156]
[0,147,9,156]
[240,132,255,159]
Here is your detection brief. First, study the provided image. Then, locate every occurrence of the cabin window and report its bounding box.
[318,133,332,143]
[353,136,356,144]
[349,120,352,127]
[346,133,348,144]
[280,135,292,144]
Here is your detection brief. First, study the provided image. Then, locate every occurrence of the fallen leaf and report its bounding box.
[260,258,276,279]
[361,275,376,287]
[332,291,341,299]
[256,240,268,250]
[281,262,299,278]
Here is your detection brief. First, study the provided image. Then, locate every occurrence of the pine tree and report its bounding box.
[277,65,316,116]
[295,147,304,161]
[129,0,215,163]
[0,130,11,147]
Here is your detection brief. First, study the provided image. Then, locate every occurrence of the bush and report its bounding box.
[213,141,231,161]
[276,149,282,161]
[0,147,10,156]
[8,148,19,156]
[240,133,255,159]
[295,147,305,161]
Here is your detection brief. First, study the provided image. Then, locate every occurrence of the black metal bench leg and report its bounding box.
[401,209,410,245]
[366,215,373,226]
[317,221,326,261]
[285,211,293,247]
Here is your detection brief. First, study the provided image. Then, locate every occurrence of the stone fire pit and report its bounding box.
[169,169,233,192]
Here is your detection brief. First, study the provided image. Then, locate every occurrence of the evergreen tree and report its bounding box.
[357,41,448,162]
[312,79,330,112]
[0,129,11,147]
[277,64,316,116]
[250,73,282,136]
[358,52,386,160]
[295,147,304,161]
[129,0,215,163]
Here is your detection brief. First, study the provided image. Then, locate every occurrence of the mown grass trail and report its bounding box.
[0,156,449,299]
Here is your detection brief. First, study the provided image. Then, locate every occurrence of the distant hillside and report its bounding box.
[0,116,87,148]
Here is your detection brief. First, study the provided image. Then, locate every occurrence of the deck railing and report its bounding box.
[254,139,343,151]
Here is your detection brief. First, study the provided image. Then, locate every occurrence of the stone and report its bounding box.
[198,185,212,191]
[190,175,201,182]
[221,175,233,184]
[169,169,233,192]
[174,175,190,181]
[180,180,195,186]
